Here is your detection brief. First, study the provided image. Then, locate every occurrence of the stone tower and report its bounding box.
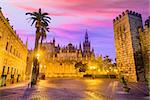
[138,17,150,80]
[83,29,91,58]
[113,10,145,82]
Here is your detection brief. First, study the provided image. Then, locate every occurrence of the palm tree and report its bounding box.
[26,8,51,50]
[26,8,51,85]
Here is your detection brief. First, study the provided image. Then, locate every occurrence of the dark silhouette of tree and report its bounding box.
[26,8,51,85]
[75,62,88,72]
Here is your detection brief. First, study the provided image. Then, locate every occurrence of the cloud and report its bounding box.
[0,0,149,60]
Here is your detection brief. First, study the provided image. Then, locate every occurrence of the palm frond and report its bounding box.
[42,12,49,16]
[44,16,51,20]
[42,20,49,26]
[31,19,36,26]
[26,12,36,16]
[26,17,37,20]
[43,18,51,23]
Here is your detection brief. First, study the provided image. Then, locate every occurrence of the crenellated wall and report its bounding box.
[113,10,145,82]
[113,10,141,23]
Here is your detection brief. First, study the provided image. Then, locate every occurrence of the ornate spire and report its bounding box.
[85,29,88,41]
[58,44,60,47]
[92,48,94,52]
[79,42,82,50]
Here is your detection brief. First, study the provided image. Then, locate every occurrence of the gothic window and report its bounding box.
[7,67,10,74]
[2,66,5,75]
[6,42,8,51]
[10,45,12,53]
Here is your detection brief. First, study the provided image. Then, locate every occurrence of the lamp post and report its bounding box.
[31,52,40,86]
[89,66,96,78]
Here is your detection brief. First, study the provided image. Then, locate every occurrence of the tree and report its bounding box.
[75,62,83,69]
[75,62,88,72]
[26,8,51,85]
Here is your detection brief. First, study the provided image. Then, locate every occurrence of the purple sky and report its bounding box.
[0,0,149,61]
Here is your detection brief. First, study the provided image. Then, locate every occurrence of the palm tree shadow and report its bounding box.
[21,87,37,100]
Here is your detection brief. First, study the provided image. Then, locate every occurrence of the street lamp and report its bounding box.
[36,53,40,59]
[89,66,97,78]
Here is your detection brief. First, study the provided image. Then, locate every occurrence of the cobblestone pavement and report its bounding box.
[0,78,149,100]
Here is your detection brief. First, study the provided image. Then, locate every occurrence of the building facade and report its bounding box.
[113,10,145,82]
[0,8,28,86]
[36,31,95,77]
[138,17,150,80]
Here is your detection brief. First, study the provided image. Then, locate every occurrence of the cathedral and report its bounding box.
[34,30,95,77]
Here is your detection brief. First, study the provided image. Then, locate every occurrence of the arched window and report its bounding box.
[2,66,5,75]
[6,42,8,51]
[10,45,12,53]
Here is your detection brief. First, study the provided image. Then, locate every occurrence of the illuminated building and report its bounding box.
[0,8,28,86]
[28,31,95,77]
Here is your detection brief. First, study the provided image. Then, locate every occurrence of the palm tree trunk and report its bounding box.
[40,36,44,45]
[31,27,40,85]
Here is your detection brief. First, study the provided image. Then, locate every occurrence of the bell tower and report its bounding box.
[83,29,91,58]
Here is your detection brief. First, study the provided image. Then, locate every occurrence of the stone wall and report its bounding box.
[113,10,144,82]
[139,17,150,80]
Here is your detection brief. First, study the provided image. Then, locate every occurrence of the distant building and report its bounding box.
[0,8,28,86]
[138,17,150,80]
[113,10,145,82]
[36,31,95,77]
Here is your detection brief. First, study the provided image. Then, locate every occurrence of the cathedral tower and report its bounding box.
[83,29,91,58]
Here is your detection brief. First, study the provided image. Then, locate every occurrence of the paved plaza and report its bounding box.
[0,78,149,100]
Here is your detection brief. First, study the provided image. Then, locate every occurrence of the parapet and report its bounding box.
[113,10,142,23]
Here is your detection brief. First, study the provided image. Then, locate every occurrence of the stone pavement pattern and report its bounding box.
[0,78,149,100]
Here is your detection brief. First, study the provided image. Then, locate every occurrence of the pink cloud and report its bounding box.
[10,0,149,20]
[1,0,149,58]
[51,27,80,39]
[82,19,112,27]
[13,4,38,12]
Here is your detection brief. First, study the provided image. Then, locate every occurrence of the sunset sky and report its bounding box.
[0,0,149,61]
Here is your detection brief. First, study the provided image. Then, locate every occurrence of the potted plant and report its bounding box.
[121,76,130,92]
